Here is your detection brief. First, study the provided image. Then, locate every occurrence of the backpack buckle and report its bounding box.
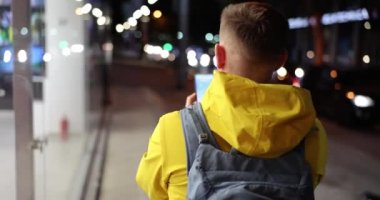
[198,133,208,143]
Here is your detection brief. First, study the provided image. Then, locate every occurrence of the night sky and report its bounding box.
[108,0,227,45]
[106,0,324,45]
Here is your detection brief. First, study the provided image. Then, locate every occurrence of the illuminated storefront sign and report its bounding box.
[288,8,370,29]
[288,17,310,29]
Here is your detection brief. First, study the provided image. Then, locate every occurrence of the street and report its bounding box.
[316,119,380,199]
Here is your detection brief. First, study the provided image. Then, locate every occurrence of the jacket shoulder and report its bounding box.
[159,110,188,196]
[160,110,183,134]
[158,110,186,160]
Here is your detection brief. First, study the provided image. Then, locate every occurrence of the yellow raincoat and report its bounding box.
[136,71,327,200]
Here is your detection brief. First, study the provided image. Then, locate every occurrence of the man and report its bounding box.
[136,2,327,199]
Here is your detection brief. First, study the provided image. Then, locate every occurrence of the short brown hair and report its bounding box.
[221,2,289,61]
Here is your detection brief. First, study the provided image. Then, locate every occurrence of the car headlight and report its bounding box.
[352,95,375,108]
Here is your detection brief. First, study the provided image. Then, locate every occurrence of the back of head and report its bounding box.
[220,1,289,68]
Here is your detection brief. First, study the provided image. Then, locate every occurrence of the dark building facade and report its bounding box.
[278,0,380,70]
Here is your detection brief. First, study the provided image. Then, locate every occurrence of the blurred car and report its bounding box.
[301,65,379,127]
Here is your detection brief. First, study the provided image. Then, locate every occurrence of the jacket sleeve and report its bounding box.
[136,118,169,200]
[305,118,328,189]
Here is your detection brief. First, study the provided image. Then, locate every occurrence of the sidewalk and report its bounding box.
[0,110,89,200]
[100,86,168,200]
[315,119,380,199]
[0,111,16,200]
[100,58,192,199]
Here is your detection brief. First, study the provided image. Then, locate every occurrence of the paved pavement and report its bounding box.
[0,109,89,200]
[315,119,380,199]
[100,60,192,200]
[100,87,161,200]
[0,111,16,200]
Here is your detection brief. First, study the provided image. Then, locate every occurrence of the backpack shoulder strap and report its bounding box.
[180,103,219,173]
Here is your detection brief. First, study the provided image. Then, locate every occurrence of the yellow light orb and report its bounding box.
[153,10,162,19]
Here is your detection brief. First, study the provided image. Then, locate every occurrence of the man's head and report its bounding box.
[215,2,289,83]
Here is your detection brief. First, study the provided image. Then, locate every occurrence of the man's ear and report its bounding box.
[215,44,226,71]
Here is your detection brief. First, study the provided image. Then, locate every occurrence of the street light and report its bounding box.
[128,17,138,27]
[148,0,158,5]
[205,33,213,42]
[362,55,370,64]
[123,22,131,30]
[75,8,83,16]
[97,16,106,26]
[177,32,183,40]
[295,68,305,78]
[133,10,143,19]
[153,10,162,19]
[364,21,371,30]
[115,24,124,33]
[81,3,92,14]
[200,54,211,67]
[163,43,173,52]
[276,67,287,77]
[92,8,103,18]
[141,5,150,16]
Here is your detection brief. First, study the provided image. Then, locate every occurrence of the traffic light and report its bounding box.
[163,42,173,51]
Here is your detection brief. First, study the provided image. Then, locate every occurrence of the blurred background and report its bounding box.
[0,0,379,199]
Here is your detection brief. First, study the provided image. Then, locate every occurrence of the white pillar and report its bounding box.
[44,0,87,134]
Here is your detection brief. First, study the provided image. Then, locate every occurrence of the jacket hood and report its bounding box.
[201,71,316,158]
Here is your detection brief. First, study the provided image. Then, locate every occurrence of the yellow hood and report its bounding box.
[201,71,316,158]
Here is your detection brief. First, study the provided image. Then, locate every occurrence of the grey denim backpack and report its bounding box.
[180,103,314,200]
